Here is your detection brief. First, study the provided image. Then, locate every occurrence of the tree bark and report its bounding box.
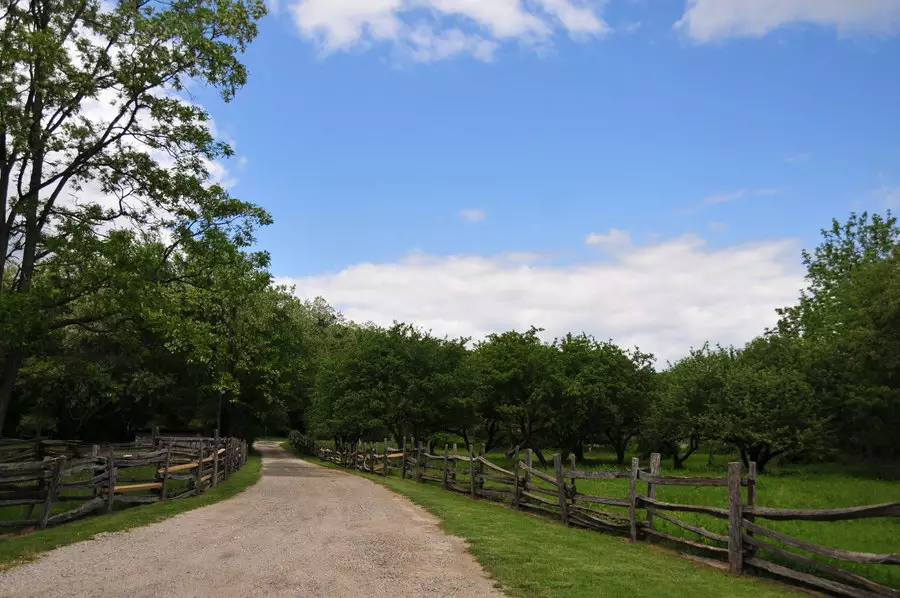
[0,350,23,436]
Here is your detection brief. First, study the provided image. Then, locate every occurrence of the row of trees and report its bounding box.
[307,213,900,472]
[1,0,896,472]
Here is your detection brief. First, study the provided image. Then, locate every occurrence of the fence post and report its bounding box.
[416,441,423,483]
[194,442,205,495]
[106,447,116,513]
[452,443,458,484]
[91,444,100,499]
[442,444,449,488]
[728,461,744,575]
[478,444,486,492]
[152,425,160,450]
[746,461,757,557]
[646,453,661,531]
[401,437,407,479]
[569,453,577,508]
[469,443,477,498]
[553,454,569,525]
[160,443,172,500]
[384,438,390,477]
[212,430,220,488]
[629,457,639,542]
[39,458,64,529]
[512,447,521,508]
[524,448,533,494]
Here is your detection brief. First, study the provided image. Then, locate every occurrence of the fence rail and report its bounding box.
[305,439,899,598]
[0,432,248,532]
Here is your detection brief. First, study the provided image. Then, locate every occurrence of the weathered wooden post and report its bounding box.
[746,461,757,557]
[629,457,640,542]
[91,444,100,499]
[152,425,160,450]
[524,449,533,494]
[442,444,450,488]
[553,454,569,525]
[160,443,173,500]
[212,430,220,488]
[469,443,477,498]
[512,447,521,508]
[646,453,661,530]
[39,458,64,529]
[451,443,458,484]
[478,444,486,492]
[728,461,744,575]
[106,447,116,513]
[569,453,577,508]
[401,437,407,479]
[384,438,390,477]
[416,441,423,483]
[194,442,205,495]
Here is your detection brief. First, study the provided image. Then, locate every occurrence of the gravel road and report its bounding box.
[0,442,504,598]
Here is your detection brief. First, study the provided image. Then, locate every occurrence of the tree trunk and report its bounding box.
[0,351,23,436]
[532,445,547,466]
[484,420,499,452]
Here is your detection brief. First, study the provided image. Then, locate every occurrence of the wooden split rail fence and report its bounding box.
[0,434,248,531]
[312,441,899,598]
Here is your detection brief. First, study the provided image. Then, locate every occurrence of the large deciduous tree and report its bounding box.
[0,0,267,433]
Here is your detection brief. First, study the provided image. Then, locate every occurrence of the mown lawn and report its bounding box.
[291,445,806,598]
[0,453,262,569]
[478,448,900,590]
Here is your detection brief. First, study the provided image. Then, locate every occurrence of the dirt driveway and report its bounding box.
[0,442,503,597]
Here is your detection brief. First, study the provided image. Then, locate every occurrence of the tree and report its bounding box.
[468,328,560,464]
[645,344,733,469]
[707,336,826,473]
[0,0,267,434]
[776,211,900,461]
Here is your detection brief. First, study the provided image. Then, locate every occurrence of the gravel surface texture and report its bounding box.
[0,442,504,598]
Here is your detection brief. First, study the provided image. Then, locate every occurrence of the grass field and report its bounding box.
[288,443,811,597]
[0,453,262,569]
[478,448,900,590]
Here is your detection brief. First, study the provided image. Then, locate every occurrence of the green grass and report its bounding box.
[477,448,900,590]
[0,453,262,569]
[286,444,804,598]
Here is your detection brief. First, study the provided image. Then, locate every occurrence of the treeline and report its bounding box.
[1,0,896,470]
[307,212,900,473]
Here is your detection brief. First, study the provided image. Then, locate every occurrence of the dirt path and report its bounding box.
[0,442,504,598]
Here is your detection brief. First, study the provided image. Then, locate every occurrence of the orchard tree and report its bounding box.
[645,344,734,469]
[468,328,560,464]
[0,0,267,434]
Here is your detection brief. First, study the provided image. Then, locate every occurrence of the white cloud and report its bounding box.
[677,0,900,42]
[459,207,487,222]
[700,187,782,207]
[708,221,727,233]
[620,21,642,35]
[277,233,804,364]
[289,0,610,62]
[585,228,631,251]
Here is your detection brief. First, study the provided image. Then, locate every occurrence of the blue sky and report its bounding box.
[196,0,900,363]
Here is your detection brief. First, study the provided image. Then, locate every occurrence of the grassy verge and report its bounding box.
[282,444,803,598]
[0,452,262,570]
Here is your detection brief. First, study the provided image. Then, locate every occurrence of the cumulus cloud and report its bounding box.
[677,0,900,42]
[585,228,631,251]
[289,0,610,62]
[277,233,804,364]
[459,208,487,222]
